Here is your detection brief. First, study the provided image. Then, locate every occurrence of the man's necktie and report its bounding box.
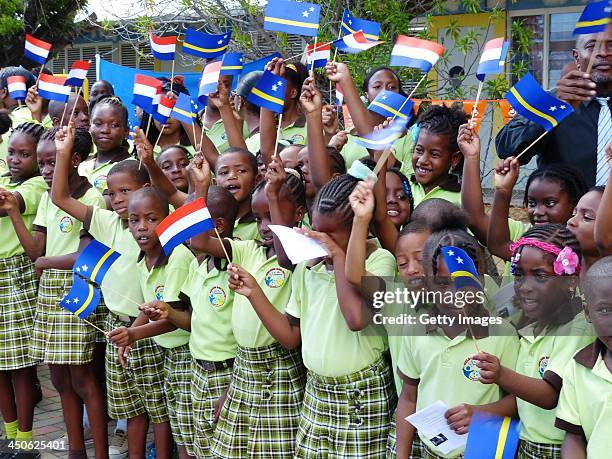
[596,97,611,185]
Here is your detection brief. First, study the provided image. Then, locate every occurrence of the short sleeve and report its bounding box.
[86,207,115,245]
[180,258,199,300]
[365,249,398,277]
[508,219,530,242]
[228,239,253,266]
[555,361,583,434]
[32,192,49,229]
[17,177,47,217]
[164,248,195,302]
[81,187,106,208]
[397,336,420,382]
[284,263,305,319]
[498,334,520,370]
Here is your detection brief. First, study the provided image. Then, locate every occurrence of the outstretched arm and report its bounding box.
[487,157,520,261]
[346,180,375,286]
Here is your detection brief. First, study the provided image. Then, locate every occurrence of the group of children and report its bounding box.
[0,57,610,459]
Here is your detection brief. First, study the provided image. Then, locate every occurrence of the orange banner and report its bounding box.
[412,99,516,130]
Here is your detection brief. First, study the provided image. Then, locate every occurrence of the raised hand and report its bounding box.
[457,123,480,160]
[186,153,211,192]
[349,180,375,221]
[556,64,597,108]
[329,130,348,151]
[325,62,351,84]
[494,157,520,193]
[267,57,286,77]
[209,81,231,109]
[294,227,344,260]
[299,77,323,115]
[133,126,155,167]
[25,85,43,120]
[264,156,287,198]
[322,105,338,136]
[54,122,76,159]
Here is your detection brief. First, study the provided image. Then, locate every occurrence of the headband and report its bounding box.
[509,237,580,276]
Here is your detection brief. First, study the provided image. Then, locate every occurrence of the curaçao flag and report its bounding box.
[74,239,121,286]
[368,90,414,120]
[306,42,330,68]
[390,36,445,72]
[264,0,321,37]
[199,60,222,102]
[441,246,482,291]
[38,74,71,103]
[24,34,51,64]
[247,70,287,114]
[464,412,520,459]
[333,31,383,54]
[156,197,215,255]
[132,74,162,114]
[65,61,90,87]
[574,1,611,35]
[182,28,231,59]
[60,274,101,319]
[7,76,27,101]
[152,96,176,125]
[170,92,197,125]
[149,33,177,61]
[505,72,574,131]
[476,38,509,81]
[221,52,244,76]
[341,9,381,41]
[355,119,408,150]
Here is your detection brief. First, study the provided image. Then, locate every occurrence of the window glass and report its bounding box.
[549,12,581,89]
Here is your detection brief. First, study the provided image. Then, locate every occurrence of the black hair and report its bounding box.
[417,104,467,173]
[156,144,191,164]
[39,127,93,162]
[253,169,307,210]
[48,94,87,122]
[10,121,45,144]
[92,80,114,93]
[517,223,581,261]
[91,96,129,129]
[0,66,36,91]
[236,71,263,115]
[128,186,169,216]
[284,63,308,102]
[216,147,258,176]
[362,66,405,97]
[411,198,468,231]
[589,185,605,194]
[582,255,612,304]
[312,174,360,226]
[108,159,151,185]
[423,227,483,277]
[524,164,588,207]
[0,109,12,135]
[398,219,430,238]
[327,146,346,175]
[207,185,239,225]
[387,167,414,214]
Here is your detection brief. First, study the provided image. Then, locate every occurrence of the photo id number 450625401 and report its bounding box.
[8,439,66,450]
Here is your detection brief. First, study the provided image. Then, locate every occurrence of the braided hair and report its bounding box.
[91,96,129,129]
[388,167,414,214]
[524,164,588,208]
[312,174,360,226]
[253,168,307,211]
[10,122,45,144]
[39,127,93,162]
[515,223,581,262]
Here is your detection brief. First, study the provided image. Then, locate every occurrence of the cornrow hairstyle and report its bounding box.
[0,109,12,135]
[39,127,93,162]
[0,66,36,91]
[91,96,129,129]
[516,223,582,262]
[362,66,406,97]
[423,227,483,277]
[156,144,191,165]
[253,169,307,210]
[128,186,169,217]
[217,147,258,176]
[411,198,469,231]
[108,159,150,186]
[327,146,346,175]
[388,167,414,214]
[524,164,588,207]
[10,122,45,144]
[312,173,360,226]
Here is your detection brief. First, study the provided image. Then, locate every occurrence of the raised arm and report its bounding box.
[487,157,520,261]
[321,105,338,145]
[260,58,286,166]
[0,189,46,260]
[209,82,248,151]
[346,180,375,286]
[595,144,612,256]
[25,85,43,123]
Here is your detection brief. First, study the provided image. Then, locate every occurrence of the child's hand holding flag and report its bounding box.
[133,126,155,168]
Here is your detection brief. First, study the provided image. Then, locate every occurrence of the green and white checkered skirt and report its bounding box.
[105,313,168,423]
[386,412,425,459]
[30,269,102,365]
[211,343,306,458]
[191,358,233,459]
[518,439,561,459]
[0,254,37,370]
[423,445,464,459]
[295,355,396,458]
[164,344,194,452]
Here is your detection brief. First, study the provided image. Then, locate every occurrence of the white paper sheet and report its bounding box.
[268,225,328,264]
[405,400,467,455]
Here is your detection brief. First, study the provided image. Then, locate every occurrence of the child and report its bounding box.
[594,144,612,256]
[51,124,166,459]
[189,157,306,458]
[108,186,194,459]
[0,122,47,443]
[88,80,114,112]
[47,94,90,129]
[473,224,594,458]
[554,255,612,458]
[229,172,397,458]
[156,145,190,194]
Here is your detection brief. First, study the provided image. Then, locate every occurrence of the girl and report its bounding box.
[0,122,47,444]
[156,145,190,194]
[228,172,397,458]
[568,186,607,273]
[474,224,595,459]
[3,127,108,458]
[189,156,306,458]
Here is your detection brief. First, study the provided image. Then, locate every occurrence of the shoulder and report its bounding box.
[169,244,196,267]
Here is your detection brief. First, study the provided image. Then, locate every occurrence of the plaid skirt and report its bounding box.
[0,254,37,370]
[164,344,194,452]
[518,439,561,459]
[386,412,424,459]
[191,358,233,459]
[423,445,464,459]
[211,343,306,458]
[30,269,103,365]
[295,355,396,458]
[105,313,168,423]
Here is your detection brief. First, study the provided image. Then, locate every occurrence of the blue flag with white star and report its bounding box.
[182,28,231,59]
[221,52,244,76]
[247,70,287,114]
[171,92,198,125]
[341,9,381,41]
[355,119,408,150]
[60,274,102,319]
[441,246,482,291]
[264,0,321,37]
[74,240,121,287]
[368,90,414,121]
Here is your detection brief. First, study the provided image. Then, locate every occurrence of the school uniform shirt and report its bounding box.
[285,248,396,377]
[516,312,595,444]
[233,211,259,241]
[409,174,461,207]
[245,117,307,153]
[79,158,137,193]
[0,175,47,259]
[205,118,250,154]
[32,179,105,256]
[228,239,292,348]
[555,339,612,458]
[0,106,43,172]
[153,144,196,160]
[340,133,414,175]
[136,244,193,349]
[398,320,519,458]
[84,206,144,317]
[180,255,237,362]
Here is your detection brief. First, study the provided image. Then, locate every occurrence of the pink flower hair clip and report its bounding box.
[553,247,580,275]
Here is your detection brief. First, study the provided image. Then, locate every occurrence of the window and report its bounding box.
[548,12,580,88]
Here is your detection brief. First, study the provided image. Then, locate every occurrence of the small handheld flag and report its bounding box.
[132,74,162,114]
[335,84,344,107]
[240,53,282,78]
[74,239,121,286]
[264,0,321,37]
[149,33,177,61]
[341,9,381,41]
[390,36,445,72]
[182,28,231,59]
[505,72,574,132]
[368,90,414,120]
[247,70,287,114]
[355,120,408,150]
[574,1,611,35]
[156,197,215,255]
[476,38,509,81]
[198,60,222,103]
[170,93,197,125]
[152,96,176,125]
[37,74,71,103]
[306,42,331,68]
[221,52,244,76]
[65,61,90,87]
[333,31,383,55]
[7,76,27,101]
[60,274,102,319]
[24,34,51,65]
[441,246,482,291]
[464,412,520,459]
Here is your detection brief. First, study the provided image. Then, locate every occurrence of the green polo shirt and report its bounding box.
[398,321,519,458]
[136,244,193,349]
[181,255,237,361]
[0,107,40,171]
[409,175,461,207]
[233,213,259,241]
[245,118,307,154]
[79,157,136,193]
[85,207,144,317]
[340,133,414,174]
[229,239,292,348]
[0,175,47,258]
[32,180,105,257]
[205,118,250,154]
[555,340,612,458]
[285,248,395,377]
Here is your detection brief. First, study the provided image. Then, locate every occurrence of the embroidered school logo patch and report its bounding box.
[462,357,480,381]
[289,134,305,145]
[93,175,107,190]
[539,356,550,378]
[59,216,74,233]
[264,267,286,288]
[155,285,165,301]
[209,286,227,307]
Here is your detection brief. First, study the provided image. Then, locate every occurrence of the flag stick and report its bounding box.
[18,100,23,107]
[466,322,481,354]
[101,283,143,308]
[68,87,83,122]
[586,33,603,75]
[285,42,330,61]
[169,59,176,94]
[273,112,284,157]
[192,122,198,153]
[198,106,207,152]
[35,65,44,85]
[329,30,341,104]
[373,147,393,175]
[309,36,318,77]
[515,131,548,160]
[153,124,165,151]
[84,318,108,336]
[214,227,232,261]
[390,73,428,123]
[60,97,70,126]
[470,81,484,127]
[145,115,152,138]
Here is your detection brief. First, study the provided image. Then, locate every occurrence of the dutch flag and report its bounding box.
[152,96,176,125]
[7,76,27,101]
[38,74,71,103]
[335,84,344,107]
[332,31,383,55]
[306,42,331,68]
[65,61,90,87]
[156,198,215,255]
[390,36,445,72]
[476,38,510,81]
[149,33,177,61]
[24,34,51,65]
[198,60,222,102]
[132,75,162,114]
